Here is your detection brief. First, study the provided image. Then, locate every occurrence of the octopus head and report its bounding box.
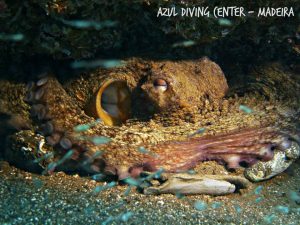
[139,57,228,114]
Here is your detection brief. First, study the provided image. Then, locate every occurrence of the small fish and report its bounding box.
[120,212,133,222]
[263,214,276,224]
[32,178,43,189]
[0,33,24,42]
[61,19,117,30]
[74,124,90,132]
[101,216,114,225]
[239,104,253,114]
[234,205,242,213]
[137,146,159,158]
[254,185,263,195]
[276,205,289,214]
[122,177,141,187]
[60,48,71,56]
[71,59,125,69]
[93,181,117,194]
[255,197,263,203]
[175,191,185,199]
[123,185,132,196]
[91,150,104,158]
[43,150,74,174]
[143,168,165,181]
[154,169,164,179]
[90,136,111,145]
[138,146,149,154]
[221,29,230,37]
[218,18,232,26]
[93,186,103,194]
[43,162,57,174]
[288,190,300,204]
[188,128,206,137]
[211,202,222,209]
[91,173,105,181]
[187,169,197,175]
[73,119,101,132]
[172,40,196,48]
[33,152,54,163]
[102,211,133,225]
[293,208,300,213]
[56,149,74,165]
[194,201,207,211]
[84,206,94,215]
[106,200,126,211]
[81,151,104,166]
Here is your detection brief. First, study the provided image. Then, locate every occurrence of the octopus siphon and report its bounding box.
[1,57,300,195]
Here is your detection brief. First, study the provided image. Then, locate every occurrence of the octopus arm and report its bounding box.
[25,76,293,181]
[133,128,291,176]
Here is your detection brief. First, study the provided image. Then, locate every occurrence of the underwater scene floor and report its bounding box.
[0,159,299,225]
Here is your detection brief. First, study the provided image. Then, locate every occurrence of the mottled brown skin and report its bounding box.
[1,59,299,180]
[23,57,231,176]
[138,57,228,114]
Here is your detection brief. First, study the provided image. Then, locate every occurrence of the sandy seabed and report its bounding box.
[0,159,299,225]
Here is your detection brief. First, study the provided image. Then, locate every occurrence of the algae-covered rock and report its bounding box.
[0,0,299,65]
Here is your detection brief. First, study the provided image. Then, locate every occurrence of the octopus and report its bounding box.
[1,57,300,195]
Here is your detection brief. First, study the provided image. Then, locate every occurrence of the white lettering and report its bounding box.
[181,7,210,17]
[157,7,178,17]
[258,7,294,17]
[213,6,246,18]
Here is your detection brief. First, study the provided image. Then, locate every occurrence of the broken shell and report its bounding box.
[244,141,300,182]
[86,79,131,126]
[144,174,249,195]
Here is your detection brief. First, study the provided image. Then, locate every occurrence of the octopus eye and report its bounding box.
[86,80,131,126]
[153,78,167,92]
